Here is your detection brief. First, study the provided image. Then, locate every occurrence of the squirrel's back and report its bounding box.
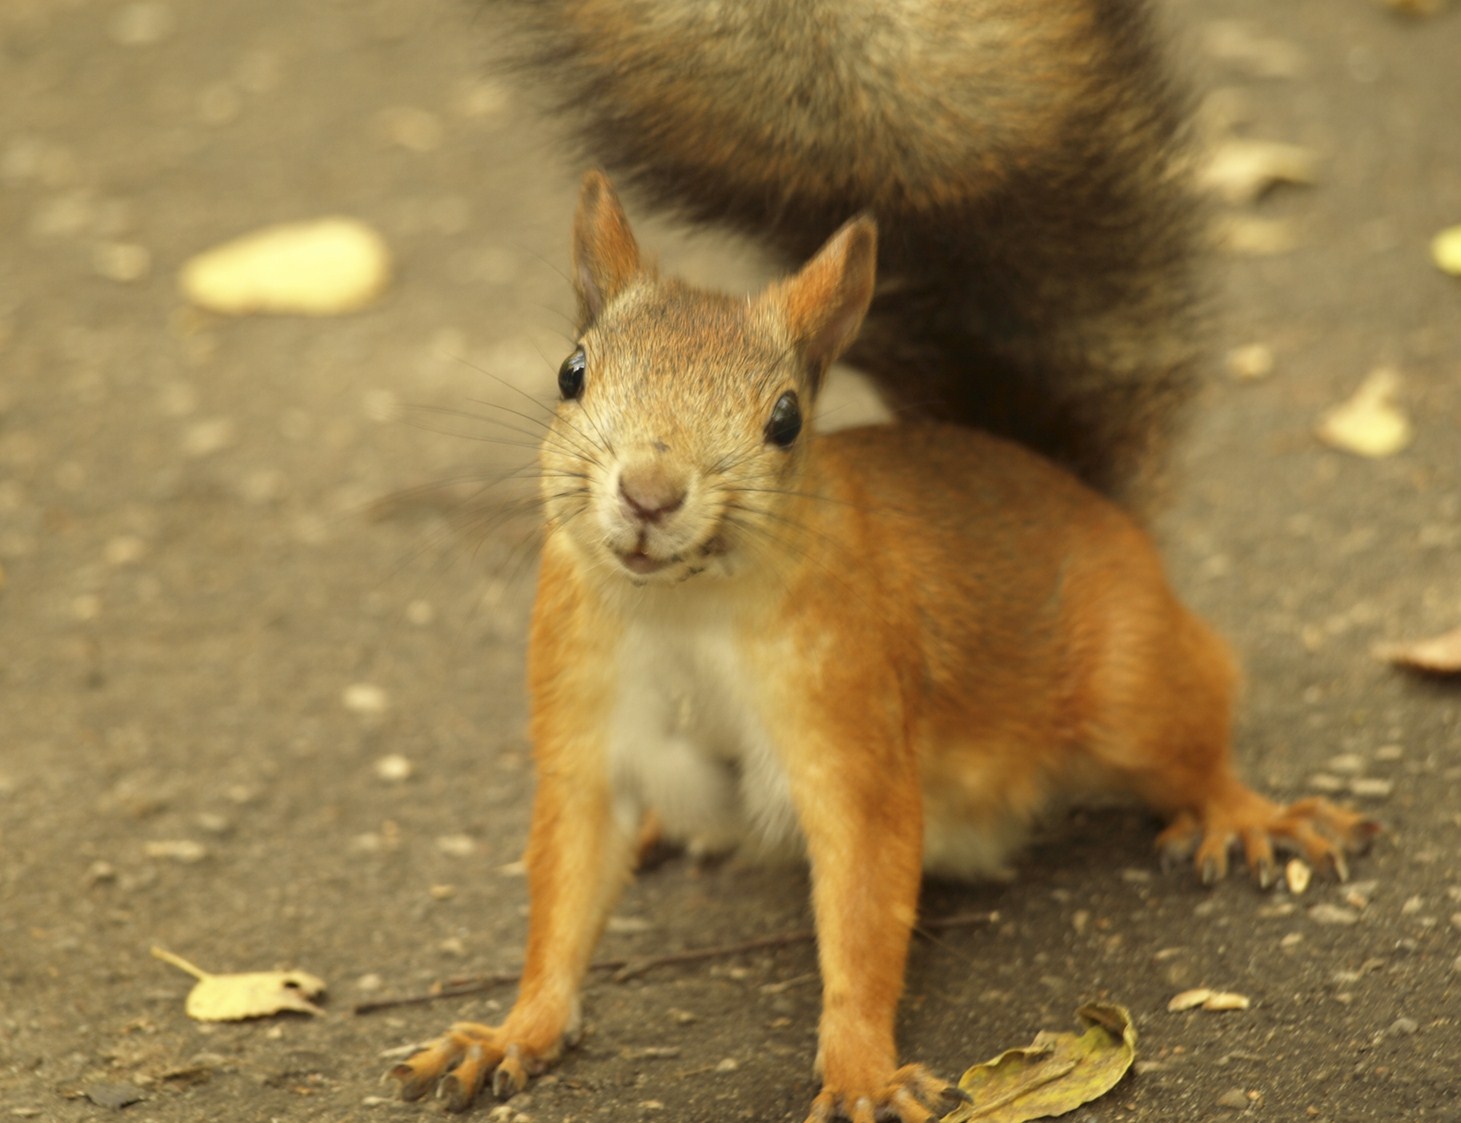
[495,0,1206,508]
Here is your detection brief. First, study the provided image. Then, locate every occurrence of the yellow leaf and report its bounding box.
[942,1004,1136,1122]
[151,947,327,1021]
[1167,988,1213,1012]
[1375,625,1461,674]
[1200,139,1319,205]
[1316,367,1412,458]
[179,217,392,316]
[1432,225,1461,276]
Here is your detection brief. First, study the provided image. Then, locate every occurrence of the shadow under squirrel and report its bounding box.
[389,2,1378,1120]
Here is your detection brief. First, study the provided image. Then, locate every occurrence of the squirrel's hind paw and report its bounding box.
[1157,790,1379,888]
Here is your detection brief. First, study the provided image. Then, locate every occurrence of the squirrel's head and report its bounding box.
[540,170,876,588]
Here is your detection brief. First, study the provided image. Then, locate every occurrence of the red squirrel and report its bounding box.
[389,173,1377,1122]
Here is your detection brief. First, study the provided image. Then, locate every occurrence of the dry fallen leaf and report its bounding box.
[1167,988,1213,1012]
[1374,625,1461,674]
[151,946,326,1021]
[179,217,391,315]
[1286,858,1313,895]
[1168,987,1250,1013]
[942,1003,1136,1122]
[1316,367,1413,458]
[1432,225,1461,276]
[1213,214,1301,257]
[1202,992,1252,1012]
[1200,138,1319,205]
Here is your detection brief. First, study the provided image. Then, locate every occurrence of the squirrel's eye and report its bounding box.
[558,347,586,401]
[764,390,802,449]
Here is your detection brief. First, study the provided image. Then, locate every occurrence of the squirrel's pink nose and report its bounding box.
[618,464,686,524]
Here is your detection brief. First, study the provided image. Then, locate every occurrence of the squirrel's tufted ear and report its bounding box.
[767,216,877,384]
[572,170,643,327]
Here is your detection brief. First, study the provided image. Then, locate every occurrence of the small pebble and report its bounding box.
[1307,773,1346,794]
[93,241,152,282]
[1349,777,1394,799]
[181,417,237,458]
[85,1082,146,1109]
[344,683,389,716]
[1227,342,1275,381]
[373,753,413,782]
[1217,1087,1250,1110]
[378,107,445,152]
[144,839,208,863]
[1375,744,1404,762]
[436,833,476,857]
[1286,858,1312,895]
[1309,903,1361,926]
[104,535,147,566]
[1327,752,1366,774]
[1387,1016,1420,1037]
[197,83,243,125]
[108,2,174,46]
[85,860,118,885]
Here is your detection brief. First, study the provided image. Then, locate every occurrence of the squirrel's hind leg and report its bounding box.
[1081,589,1378,887]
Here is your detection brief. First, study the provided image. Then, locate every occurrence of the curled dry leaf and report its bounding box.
[1200,138,1319,205]
[942,1003,1136,1123]
[1169,988,1250,1013]
[1374,625,1461,674]
[151,947,326,1021]
[179,217,391,316]
[1316,367,1412,458]
[1167,988,1213,1012]
[1202,992,1252,1012]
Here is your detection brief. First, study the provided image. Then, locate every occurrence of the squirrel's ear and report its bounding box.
[769,215,877,380]
[572,170,643,325]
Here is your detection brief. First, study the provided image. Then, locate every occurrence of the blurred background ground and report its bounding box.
[1,1,1458,1120]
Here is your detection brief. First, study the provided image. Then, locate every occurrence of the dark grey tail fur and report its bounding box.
[493,0,1207,509]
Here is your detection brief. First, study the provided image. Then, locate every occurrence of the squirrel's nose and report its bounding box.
[618,463,687,525]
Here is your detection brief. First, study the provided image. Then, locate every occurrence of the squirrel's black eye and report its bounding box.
[558,347,586,401]
[764,390,802,449]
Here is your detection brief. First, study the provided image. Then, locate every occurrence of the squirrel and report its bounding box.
[389,173,1376,1120]
[388,2,1378,1119]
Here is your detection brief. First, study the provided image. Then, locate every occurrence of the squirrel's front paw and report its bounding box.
[804,1063,966,1123]
[389,1022,561,1112]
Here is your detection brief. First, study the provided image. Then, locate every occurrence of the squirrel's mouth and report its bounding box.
[614,533,728,580]
[618,548,673,576]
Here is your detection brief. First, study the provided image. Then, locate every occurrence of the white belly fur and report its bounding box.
[607,613,801,860]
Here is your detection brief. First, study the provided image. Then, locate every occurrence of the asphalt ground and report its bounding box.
[2,1,1458,1120]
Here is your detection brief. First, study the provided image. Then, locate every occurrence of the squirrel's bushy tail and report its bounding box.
[496,0,1206,508]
